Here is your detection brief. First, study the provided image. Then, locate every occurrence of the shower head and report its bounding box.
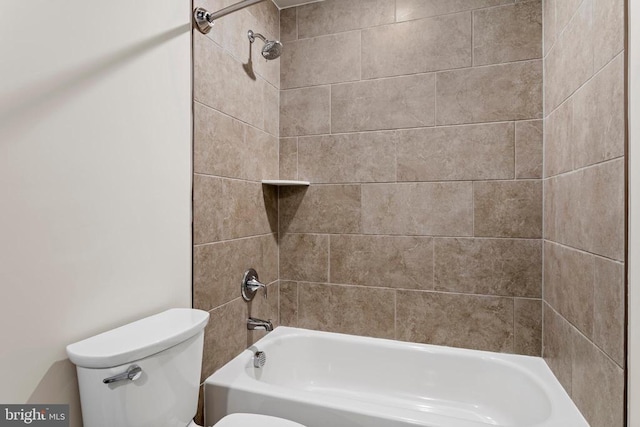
[248,30,283,60]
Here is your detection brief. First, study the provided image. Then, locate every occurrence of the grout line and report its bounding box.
[194,232,276,248]
[394,0,397,23]
[513,121,518,179]
[393,290,398,339]
[512,298,516,352]
[261,177,542,186]
[329,84,332,135]
[281,58,543,91]
[434,73,438,126]
[544,301,624,370]
[542,155,625,180]
[275,280,544,300]
[327,235,331,282]
[544,51,624,119]
[295,6,299,40]
[281,231,543,241]
[358,30,363,82]
[472,182,476,236]
[543,239,625,265]
[193,172,267,184]
[193,100,278,139]
[295,282,299,326]
[471,10,475,67]
[295,137,299,179]
[279,119,537,137]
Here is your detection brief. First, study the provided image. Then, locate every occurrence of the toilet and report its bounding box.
[66,308,304,427]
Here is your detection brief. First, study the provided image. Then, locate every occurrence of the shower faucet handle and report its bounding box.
[242,268,267,301]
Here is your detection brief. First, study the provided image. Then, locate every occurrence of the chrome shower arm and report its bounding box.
[209,0,265,21]
[247,30,267,43]
[194,0,266,34]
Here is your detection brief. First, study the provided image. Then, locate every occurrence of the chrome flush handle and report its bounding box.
[103,364,143,384]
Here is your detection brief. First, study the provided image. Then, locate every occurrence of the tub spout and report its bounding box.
[247,317,273,331]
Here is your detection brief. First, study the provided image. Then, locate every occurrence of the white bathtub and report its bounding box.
[204,327,588,427]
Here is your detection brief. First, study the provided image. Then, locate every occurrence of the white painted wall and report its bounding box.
[630,1,639,425]
[0,1,192,424]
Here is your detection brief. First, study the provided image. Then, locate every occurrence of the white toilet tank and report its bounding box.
[67,309,210,427]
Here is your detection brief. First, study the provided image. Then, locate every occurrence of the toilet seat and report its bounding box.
[214,413,306,426]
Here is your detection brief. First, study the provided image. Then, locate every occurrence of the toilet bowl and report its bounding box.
[66,308,305,427]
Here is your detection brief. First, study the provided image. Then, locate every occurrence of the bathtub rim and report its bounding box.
[204,326,589,427]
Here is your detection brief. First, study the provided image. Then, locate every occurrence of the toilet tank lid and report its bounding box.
[66,309,210,369]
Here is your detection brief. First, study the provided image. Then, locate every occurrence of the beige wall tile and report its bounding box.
[572,54,625,169]
[279,137,298,180]
[572,332,625,427]
[473,1,542,66]
[246,126,279,179]
[543,0,556,55]
[362,13,472,79]
[543,177,558,241]
[516,120,543,179]
[297,0,395,38]
[331,74,435,132]
[437,60,543,125]
[330,235,434,290]
[223,179,278,240]
[298,282,395,339]
[194,234,278,311]
[193,175,225,244]
[543,303,574,394]
[544,99,573,177]
[474,181,542,238]
[362,182,473,236]
[193,176,277,243]
[544,0,593,113]
[593,0,624,71]
[555,0,583,33]
[281,31,360,89]
[593,257,625,367]
[194,34,265,129]
[280,86,330,137]
[280,8,297,42]
[194,103,244,177]
[544,242,594,337]
[279,233,329,282]
[201,298,247,380]
[396,123,515,181]
[434,238,541,297]
[279,185,361,233]
[552,159,625,260]
[298,133,396,183]
[396,291,514,352]
[279,281,299,326]
[396,0,513,22]
[515,299,542,356]
[263,83,279,135]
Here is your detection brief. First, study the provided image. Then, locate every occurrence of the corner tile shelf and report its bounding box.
[261,180,310,186]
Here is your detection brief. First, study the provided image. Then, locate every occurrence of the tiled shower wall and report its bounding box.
[192,0,281,417]
[277,0,545,355]
[542,0,625,425]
